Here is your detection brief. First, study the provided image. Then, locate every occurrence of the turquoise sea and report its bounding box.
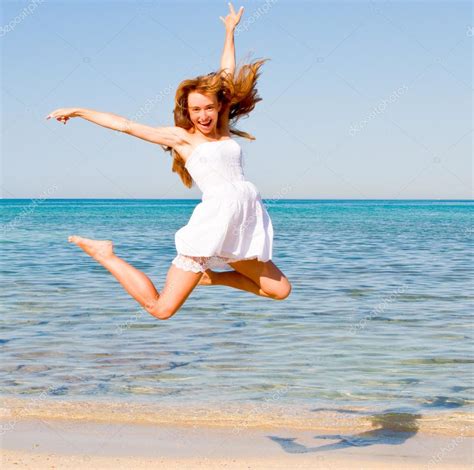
[0,199,473,428]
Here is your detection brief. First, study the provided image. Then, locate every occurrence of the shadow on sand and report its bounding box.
[268,410,422,454]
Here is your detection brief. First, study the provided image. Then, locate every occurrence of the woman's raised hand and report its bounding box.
[219,2,244,31]
[46,107,80,125]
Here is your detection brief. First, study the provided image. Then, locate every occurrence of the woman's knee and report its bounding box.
[266,278,292,300]
[144,299,178,320]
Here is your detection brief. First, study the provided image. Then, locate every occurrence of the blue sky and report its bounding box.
[1,0,472,199]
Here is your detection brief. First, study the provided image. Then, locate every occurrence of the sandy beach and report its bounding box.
[1,418,472,469]
[1,397,473,469]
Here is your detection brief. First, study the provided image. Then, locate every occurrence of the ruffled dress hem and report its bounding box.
[171,253,271,273]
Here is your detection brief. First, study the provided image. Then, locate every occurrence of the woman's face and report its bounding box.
[187,91,222,136]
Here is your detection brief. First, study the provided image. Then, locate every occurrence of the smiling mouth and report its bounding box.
[198,120,212,128]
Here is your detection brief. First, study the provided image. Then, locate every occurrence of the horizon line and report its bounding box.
[1,198,473,202]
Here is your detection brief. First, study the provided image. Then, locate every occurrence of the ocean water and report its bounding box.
[1,199,473,429]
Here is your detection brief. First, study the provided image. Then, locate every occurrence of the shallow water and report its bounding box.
[1,199,473,420]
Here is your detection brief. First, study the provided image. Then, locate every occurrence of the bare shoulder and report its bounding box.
[160,126,189,144]
[173,129,198,158]
[174,129,205,158]
[163,127,193,156]
[170,126,190,140]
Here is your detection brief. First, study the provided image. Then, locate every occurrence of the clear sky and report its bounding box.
[1,0,472,199]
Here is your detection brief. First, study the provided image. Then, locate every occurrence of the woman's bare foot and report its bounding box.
[198,269,217,286]
[68,235,114,262]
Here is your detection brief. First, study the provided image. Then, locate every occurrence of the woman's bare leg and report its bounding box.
[200,270,273,298]
[68,235,203,320]
[201,259,292,300]
[199,259,291,300]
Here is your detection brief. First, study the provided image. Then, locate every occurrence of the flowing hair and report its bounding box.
[163,58,268,188]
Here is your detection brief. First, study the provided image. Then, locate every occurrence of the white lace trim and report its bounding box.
[171,254,260,273]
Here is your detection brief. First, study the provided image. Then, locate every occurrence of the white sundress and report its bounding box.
[171,138,274,273]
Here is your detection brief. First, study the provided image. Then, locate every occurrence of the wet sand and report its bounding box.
[1,396,473,436]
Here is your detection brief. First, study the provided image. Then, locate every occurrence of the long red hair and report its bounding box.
[163,58,268,188]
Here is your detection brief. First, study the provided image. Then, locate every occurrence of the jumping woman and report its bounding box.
[46,3,292,320]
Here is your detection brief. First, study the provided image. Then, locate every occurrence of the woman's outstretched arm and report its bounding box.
[219,2,244,76]
[46,107,187,148]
